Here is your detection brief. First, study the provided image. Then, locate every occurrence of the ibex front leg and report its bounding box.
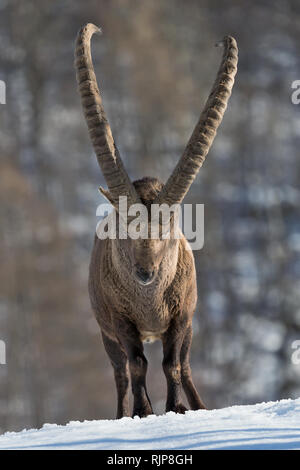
[116,319,153,418]
[162,319,187,414]
[101,332,130,419]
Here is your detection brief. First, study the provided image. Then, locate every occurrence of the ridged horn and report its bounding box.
[154,36,238,206]
[74,23,141,208]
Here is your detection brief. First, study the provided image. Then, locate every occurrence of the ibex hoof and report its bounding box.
[132,403,153,418]
[167,403,188,414]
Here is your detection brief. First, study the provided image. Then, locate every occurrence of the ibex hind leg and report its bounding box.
[102,332,130,419]
[180,326,207,410]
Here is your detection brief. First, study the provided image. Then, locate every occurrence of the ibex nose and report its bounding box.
[135,266,154,285]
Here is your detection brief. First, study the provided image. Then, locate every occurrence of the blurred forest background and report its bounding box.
[1,0,300,433]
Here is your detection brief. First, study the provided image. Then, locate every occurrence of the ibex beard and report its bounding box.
[75,23,238,418]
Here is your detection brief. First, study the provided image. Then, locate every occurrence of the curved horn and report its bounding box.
[75,23,140,208]
[154,36,238,206]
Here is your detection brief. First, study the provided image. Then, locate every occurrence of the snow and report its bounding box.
[0,399,299,450]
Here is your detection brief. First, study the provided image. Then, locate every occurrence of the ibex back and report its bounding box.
[75,24,238,418]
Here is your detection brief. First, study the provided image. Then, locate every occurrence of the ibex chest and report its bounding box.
[127,289,171,336]
[105,272,174,337]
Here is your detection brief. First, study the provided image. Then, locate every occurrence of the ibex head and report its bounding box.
[117,177,179,286]
[75,24,238,285]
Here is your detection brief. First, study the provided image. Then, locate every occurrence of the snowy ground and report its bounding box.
[0,399,299,450]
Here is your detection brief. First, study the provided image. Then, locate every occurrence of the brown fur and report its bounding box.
[89,177,206,417]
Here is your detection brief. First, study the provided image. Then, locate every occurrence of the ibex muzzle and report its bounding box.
[75,23,238,418]
[135,266,155,285]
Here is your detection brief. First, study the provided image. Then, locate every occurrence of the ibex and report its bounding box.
[75,24,238,418]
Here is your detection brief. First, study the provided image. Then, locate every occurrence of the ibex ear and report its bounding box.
[99,186,118,210]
